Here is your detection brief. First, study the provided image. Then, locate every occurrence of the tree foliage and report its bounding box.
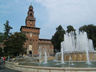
[67,25,75,33]
[79,24,96,49]
[4,32,27,56]
[4,20,12,39]
[0,20,12,43]
[0,48,3,56]
[0,33,4,43]
[51,25,65,53]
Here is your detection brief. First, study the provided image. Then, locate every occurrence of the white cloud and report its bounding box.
[35,0,96,26]
[33,0,96,38]
[1,0,96,38]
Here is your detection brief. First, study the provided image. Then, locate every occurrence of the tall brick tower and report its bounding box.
[20,5,40,56]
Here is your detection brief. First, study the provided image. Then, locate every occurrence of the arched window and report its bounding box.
[30,13,32,16]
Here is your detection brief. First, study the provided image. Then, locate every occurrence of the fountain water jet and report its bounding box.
[60,32,94,63]
[69,56,74,66]
[38,47,42,63]
[61,42,65,64]
[44,50,48,64]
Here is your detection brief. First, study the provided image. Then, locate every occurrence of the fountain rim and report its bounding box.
[56,51,96,54]
[6,62,96,70]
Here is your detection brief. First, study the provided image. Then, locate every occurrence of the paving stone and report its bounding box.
[0,65,21,72]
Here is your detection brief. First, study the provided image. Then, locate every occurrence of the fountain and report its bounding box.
[44,50,48,64]
[16,31,96,66]
[59,32,95,64]
[69,56,74,66]
[61,42,65,64]
[6,32,96,72]
[38,47,42,63]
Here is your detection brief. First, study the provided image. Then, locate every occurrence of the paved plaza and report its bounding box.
[0,65,21,72]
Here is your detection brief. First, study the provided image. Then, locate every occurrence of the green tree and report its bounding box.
[0,33,4,43]
[4,20,12,39]
[51,25,65,53]
[66,25,75,33]
[4,32,27,56]
[79,24,96,49]
[0,48,3,56]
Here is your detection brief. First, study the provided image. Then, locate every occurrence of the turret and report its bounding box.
[26,5,36,27]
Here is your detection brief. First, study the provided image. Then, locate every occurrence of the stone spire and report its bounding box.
[26,5,36,27]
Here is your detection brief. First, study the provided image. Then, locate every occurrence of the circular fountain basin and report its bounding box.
[5,61,96,72]
[5,55,96,72]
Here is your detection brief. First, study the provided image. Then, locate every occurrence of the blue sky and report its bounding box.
[0,0,96,39]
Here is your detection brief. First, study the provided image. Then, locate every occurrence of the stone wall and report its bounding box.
[57,52,96,61]
[39,39,54,56]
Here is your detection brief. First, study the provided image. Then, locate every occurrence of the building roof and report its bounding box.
[39,39,51,41]
[20,26,40,31]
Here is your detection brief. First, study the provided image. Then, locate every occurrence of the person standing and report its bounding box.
[3,56,6,64]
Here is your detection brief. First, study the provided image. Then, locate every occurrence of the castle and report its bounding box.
[20,5,54,56]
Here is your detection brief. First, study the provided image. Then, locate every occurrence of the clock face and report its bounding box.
[30,33,32,37]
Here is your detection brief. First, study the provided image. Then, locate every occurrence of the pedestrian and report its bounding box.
[1,57,3,64]
[3,56,6,64]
